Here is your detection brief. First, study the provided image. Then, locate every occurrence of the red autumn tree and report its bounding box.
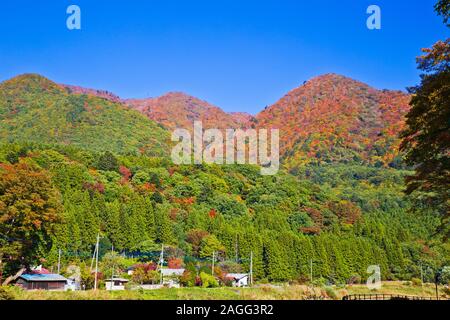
[0,162,62,285]
[328,200,362,225]
[168,257,183,269]
[186,229,209,257]
[119,165,132,184]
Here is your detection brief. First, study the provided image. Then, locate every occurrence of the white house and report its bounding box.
[160,268,185,277]
[126,266,136,276]
[225,273,249,287]
[104,277,130,291]
[65,277,80,291]
[160,268,185,286]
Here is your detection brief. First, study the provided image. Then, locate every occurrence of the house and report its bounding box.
[225,273,249,287]
[17,274,68,291]
[160,268,185,286]
[104,277,130,291]
[65,277,81,291]
[160,268,185,277]
[125,265,136,276]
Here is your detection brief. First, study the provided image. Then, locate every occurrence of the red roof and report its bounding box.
[31,268,51,274]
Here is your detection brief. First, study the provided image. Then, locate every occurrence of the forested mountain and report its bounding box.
[0,73,447,285]
[0,74,169,157]
[256,74,410,169]
[0,143,445,283]
[126,92,246,130]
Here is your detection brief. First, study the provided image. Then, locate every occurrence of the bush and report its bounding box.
[411,278,422,286]
[324,286,338,300]
[443,285,450,296]
[348,274,362,285]
[200,272,219,288]
[0,287,16,300]
[440,266,450,284]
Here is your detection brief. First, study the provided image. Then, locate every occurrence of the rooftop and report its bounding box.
[225,273,249,280]
[19,274,68,282]
[161,269,185,276]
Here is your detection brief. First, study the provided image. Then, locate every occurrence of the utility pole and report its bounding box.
[235,234,239,263]
[212,251,215,276]
[110,245,114,291]
[57,249,61,274]
[250,251,253,286]
[94,234,100,291]
[159,244,164,285]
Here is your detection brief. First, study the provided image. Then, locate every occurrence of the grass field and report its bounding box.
[1,282,448,300]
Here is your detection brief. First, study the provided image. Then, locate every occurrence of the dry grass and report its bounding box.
[342,281,447,299]
[2,282,448,300]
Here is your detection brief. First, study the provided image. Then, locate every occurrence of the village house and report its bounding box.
[225,273,249,287]
[105,277,130,291]
[16,274,68,291]
[160,268,185,287]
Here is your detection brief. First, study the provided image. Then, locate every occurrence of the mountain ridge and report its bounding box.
[256,73,410,168]
[0,74,169,156]
[0,73,410,167]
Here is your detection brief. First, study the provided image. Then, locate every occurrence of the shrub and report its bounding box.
[324,286,338,300]
[411,278,422,286]
[0,287,16,300]
[348,274,362,285]
[200,272,219,288]
[443,285,450,296]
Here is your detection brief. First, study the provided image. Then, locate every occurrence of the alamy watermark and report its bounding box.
[171,122,280,175]
[366,265,382,290]
[67,5,81,30]
[65,5,381,31]
[367,5,381,30]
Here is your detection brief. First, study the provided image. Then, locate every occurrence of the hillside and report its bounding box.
[256,74,410,168]
[0,74,169,156]
[0,73,447,288]
[0,73,411,167]
[126,92,246,130]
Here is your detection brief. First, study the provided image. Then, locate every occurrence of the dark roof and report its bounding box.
[19,274,68,282]
[225,273,249,280]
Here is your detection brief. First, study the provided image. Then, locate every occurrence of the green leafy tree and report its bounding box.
[199,235,225,258]
[435,0,450,26]
[400,38,450,238]
[97,151,119,172]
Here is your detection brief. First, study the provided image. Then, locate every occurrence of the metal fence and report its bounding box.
[342,294,436,300]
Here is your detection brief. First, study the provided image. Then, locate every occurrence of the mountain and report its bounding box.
[0,74,169,156]
[126,92,247,130]
[256,74,410,168]
[0,73,410,167]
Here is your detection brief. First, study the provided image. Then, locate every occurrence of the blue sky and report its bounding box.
[0,0,448,114]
